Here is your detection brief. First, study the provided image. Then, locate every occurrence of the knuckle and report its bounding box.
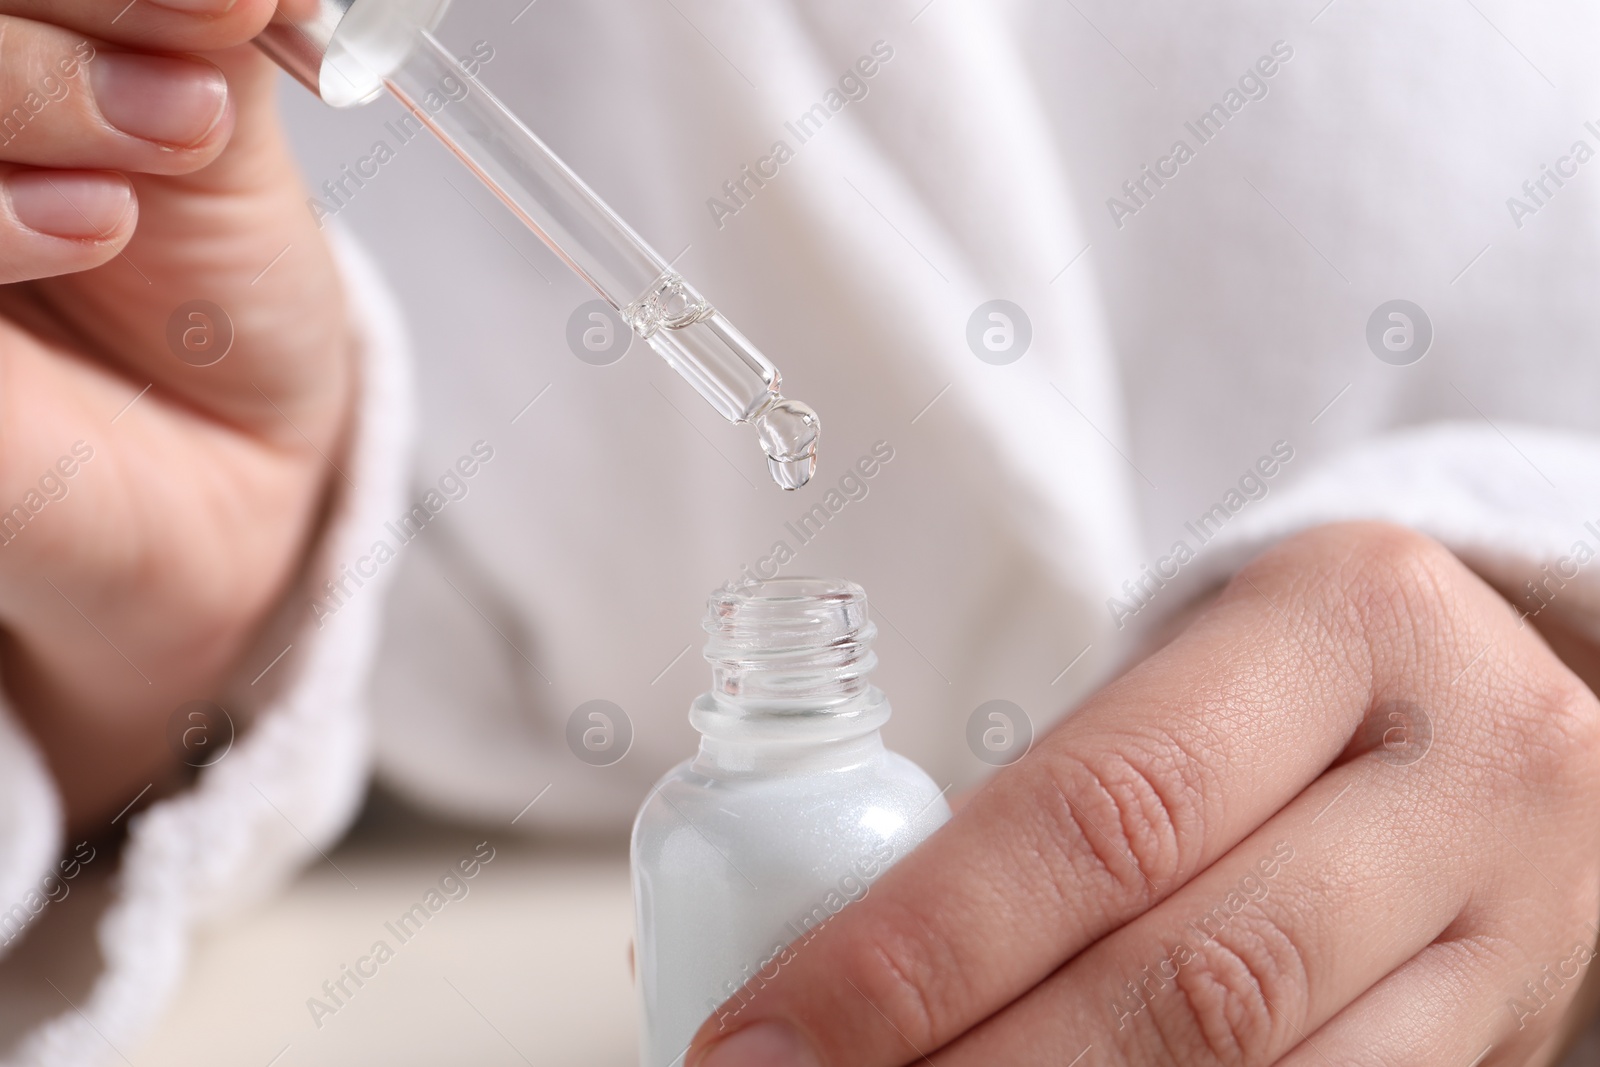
[1249,521,1451,604]
[832,900,954,1051]
[1303,524,1600,794]
[1034,738,1209,906]
[1335,523,1460,631]
[1230,522,1464,670]
[1339,520,1453,575]
[1495,664,1600,795]
[1147,912,1309,1067]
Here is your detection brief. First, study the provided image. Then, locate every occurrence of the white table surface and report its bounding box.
[137,797,639,1067]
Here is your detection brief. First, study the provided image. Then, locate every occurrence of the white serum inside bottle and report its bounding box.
[630,578,952,1066]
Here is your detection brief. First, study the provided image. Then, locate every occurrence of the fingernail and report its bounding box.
[146,0,240,13]
[90,52,228,148]
[8,172,132,239]
[697,1022,820,1067]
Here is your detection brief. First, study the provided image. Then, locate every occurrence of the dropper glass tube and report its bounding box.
[298,21,820,489]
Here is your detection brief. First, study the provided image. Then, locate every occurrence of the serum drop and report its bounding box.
[630,578,951,1065]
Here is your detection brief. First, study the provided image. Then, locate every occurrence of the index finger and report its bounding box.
[0,0,281,52]
[685,524,1487,1067]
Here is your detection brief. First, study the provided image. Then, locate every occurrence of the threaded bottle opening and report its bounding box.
[702,577,877,711]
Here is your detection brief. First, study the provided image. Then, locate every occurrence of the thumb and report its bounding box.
[44,43,353,450]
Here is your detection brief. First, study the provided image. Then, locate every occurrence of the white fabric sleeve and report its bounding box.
[0,708,63,962]
[2,226,415,1067]
[1178,422,1600,641]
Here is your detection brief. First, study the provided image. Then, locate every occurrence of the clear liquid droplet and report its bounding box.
[767,455,817,490]
[753,396,820,491]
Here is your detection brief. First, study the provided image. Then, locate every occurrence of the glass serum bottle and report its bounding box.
[631,578,952,1066]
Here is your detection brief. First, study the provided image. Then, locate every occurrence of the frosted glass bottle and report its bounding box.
[631,578,952,1067]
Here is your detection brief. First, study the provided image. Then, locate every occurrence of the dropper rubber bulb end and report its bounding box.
[753,396,820,491]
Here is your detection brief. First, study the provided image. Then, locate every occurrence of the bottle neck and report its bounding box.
[691,577,887,776]
[689,687,891,776]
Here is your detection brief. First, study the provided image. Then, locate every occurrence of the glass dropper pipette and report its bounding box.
[256,2,820,489]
